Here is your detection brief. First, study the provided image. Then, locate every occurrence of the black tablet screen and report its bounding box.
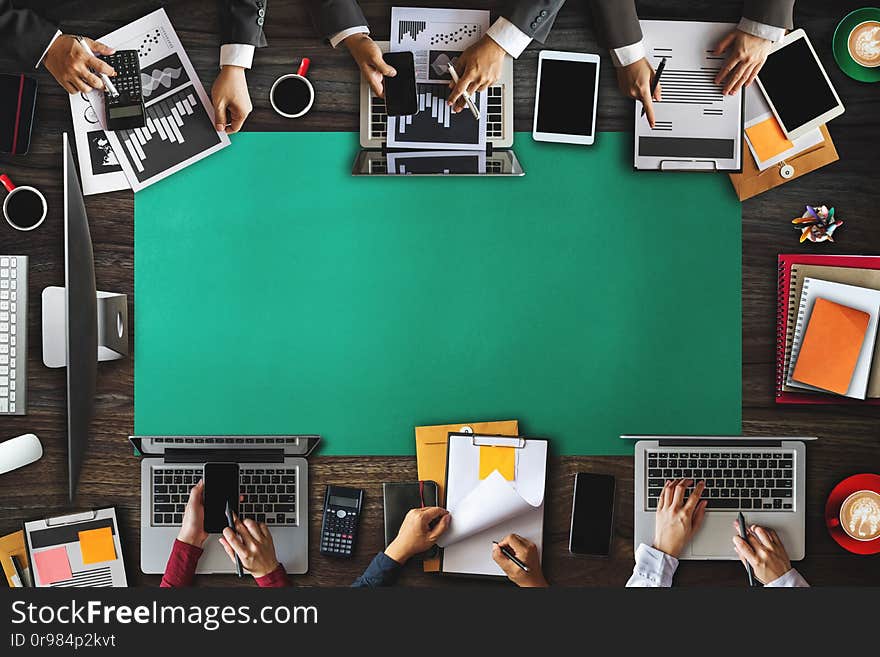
[536,59,597,137]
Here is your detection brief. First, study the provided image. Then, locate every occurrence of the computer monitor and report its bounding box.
[42,133,128,500]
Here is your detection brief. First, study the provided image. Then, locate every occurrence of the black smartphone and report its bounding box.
[0,73,38,154]
[203,462,239,533]
[569,472,615,556]
[382,51,418,116]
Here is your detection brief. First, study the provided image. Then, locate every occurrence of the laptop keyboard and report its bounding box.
[151,465,298,527]
[645,449,795,512]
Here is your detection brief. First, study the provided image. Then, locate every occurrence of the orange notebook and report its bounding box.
[792,297,870,395]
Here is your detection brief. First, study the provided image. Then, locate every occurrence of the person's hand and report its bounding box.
[220,515,281,578]
[447,35,506,113]
[211,66,252,133]
[491,534,548,587]
[732,523,792,584]
[713,29,773,95]
[384,506,451,563]
[344,33,396,98]
[177,480,210,548]
[616,57,662,128]
[652,479,708,558]
[43,35,116,94]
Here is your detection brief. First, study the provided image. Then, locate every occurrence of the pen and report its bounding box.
[641,56,666,118]
[492,541,529,572]
[225,501,244,578]
[446,63,481,120]
[75,36,119,97]
[10,554,26,588]
[737,512,756,587]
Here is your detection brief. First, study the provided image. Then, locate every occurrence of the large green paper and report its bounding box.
[134,132,741,455]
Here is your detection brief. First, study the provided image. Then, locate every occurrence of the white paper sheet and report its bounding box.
[68,92,130,195]
[386,83,486,151]
[634,20,743,171]
[743,84,824,171]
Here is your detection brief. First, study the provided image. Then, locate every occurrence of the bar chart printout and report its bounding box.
[387,83,487,150]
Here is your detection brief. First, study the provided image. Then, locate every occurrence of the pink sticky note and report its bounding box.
[33,547,73,585]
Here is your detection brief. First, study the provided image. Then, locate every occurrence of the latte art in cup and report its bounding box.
[840,489,880,541]
[848,21,880,67]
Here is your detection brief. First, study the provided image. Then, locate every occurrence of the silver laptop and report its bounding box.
[629,436,815,560]
[353,41,523,176]
[132,435,320,575]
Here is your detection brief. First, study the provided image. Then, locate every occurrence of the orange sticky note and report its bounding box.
[78,527,116,565]
[33,547,72,585]
[479,446,515,481]
[792,297,870,395]
[745,116,794,162]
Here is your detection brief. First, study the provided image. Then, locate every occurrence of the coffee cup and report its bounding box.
[835,489,880,541]
[270,58,315,118]
[1,173,47,232]
[848,20,880,68]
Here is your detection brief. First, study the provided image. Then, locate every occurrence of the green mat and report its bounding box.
[134,132,741,455]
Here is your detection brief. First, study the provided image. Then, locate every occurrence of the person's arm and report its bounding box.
[352,506,451,587]
[307,0,368,42]
[491,534,549,587]
[220,516,291,586]
[0,0,59,69]
[160,481,210,588]
[732,522,809,587]
[626,543,679,587]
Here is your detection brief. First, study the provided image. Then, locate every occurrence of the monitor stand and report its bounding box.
[41,286,129,368]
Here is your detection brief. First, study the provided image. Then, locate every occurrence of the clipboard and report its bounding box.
[23,508,127,587]
[729,124,838,200]
[415,420,519,572]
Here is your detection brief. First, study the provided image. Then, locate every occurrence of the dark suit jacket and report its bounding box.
[306,0,367,41]
[0,0,58,69]
[220,0,269,47]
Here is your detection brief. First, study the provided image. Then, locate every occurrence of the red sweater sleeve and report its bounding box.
[254,564,290,587]
[160,539,203,588]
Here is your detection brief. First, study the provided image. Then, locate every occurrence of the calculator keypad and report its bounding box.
[102,50,142,106]
[320,509,358,557]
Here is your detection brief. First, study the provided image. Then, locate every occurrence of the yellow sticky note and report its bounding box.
[78,527,116,565]
[745,116,793,162]
[479,446,515,481]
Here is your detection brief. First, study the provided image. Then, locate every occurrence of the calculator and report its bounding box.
[319,485,364,558]
[101,49,146,131]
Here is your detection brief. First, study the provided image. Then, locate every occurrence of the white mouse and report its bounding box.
[0,433,43,475]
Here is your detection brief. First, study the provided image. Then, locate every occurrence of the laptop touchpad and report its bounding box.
[690,516,738,558]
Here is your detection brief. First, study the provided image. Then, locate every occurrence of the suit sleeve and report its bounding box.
[588,0,643,50]
[306,0,368,41]
[219,0,268,47]
[502,0,567,44]
[742,0,795,30]
[0,0,58,68]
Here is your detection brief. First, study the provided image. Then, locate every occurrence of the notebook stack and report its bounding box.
[777,254,880,404]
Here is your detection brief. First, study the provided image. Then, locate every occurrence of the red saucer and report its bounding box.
[825,474,880,555]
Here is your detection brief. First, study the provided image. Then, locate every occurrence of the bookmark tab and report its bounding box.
[479,445,515,481]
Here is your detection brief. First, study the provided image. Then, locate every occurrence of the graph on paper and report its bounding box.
[398,20,426,43]
[387,83,486,150]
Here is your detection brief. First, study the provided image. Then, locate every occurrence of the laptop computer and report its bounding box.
[131,434,320,575]
[628,435,816,560]
[352,41,524,176]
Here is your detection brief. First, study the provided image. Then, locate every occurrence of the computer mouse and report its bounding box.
[0,433,43,475]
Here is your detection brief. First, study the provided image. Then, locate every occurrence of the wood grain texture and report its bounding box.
[1,0,879,587]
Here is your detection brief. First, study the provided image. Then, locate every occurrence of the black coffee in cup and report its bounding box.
[272,77,312,116]
[6,188,44,229]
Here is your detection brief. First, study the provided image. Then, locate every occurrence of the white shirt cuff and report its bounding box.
[764,568,810,588]
[626,544,679,587]
[37,30,62,68]
[486,17,532,59]
[220,43,255,69]
[329,26,370,49]
[737,18,786,43]
[610,39,647,68]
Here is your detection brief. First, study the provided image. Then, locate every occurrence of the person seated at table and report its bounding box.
[627,478,809,587]
[0,0,261,134]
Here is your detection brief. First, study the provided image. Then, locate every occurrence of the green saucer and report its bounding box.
[833,7,880,82]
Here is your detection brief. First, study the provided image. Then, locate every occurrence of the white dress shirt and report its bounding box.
[626,544,810,588]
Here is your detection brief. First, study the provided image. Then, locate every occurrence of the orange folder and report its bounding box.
[792,297,870,395]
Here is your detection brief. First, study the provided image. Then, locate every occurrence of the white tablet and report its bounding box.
[532,51,600,145]
[756,29,845,140]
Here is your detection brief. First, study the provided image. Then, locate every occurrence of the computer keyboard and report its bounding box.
[0,256,26,416]
[151,465,298,527]
[645,449,795,511]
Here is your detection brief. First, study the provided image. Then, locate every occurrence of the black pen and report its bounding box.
[10,555,27,588]
[492,541,529,572]
[641,56,667,117]
[225,501,244,578]
[738,512,756,587]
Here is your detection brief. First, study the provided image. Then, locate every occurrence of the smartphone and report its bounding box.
[569,472,615,556]
[203,462,239,533]
[382,51,418,116]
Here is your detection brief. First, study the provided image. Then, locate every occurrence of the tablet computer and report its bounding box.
[756,29,844,140]
[532,51,600,145]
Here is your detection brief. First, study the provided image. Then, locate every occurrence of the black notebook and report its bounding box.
[382,481,439,558]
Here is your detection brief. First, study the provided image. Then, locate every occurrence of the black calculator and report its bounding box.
[319,485,364,558]
[101,49,146,131]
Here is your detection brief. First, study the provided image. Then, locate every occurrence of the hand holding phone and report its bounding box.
[382,51,418,116]
[203,462,239,533]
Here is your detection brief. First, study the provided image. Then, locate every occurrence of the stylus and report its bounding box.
[75,36,119,97]
[447,64,481,120]
[493,541,530,572]
[738,512,756,587]
[226,501,244,578]
[641,56,666,117]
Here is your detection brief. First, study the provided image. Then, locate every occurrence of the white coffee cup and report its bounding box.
[270,58,315,118]
[848,20,880,68]
[1,173,47,232]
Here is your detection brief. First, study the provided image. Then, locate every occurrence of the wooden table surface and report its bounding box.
[1,0,879,587]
